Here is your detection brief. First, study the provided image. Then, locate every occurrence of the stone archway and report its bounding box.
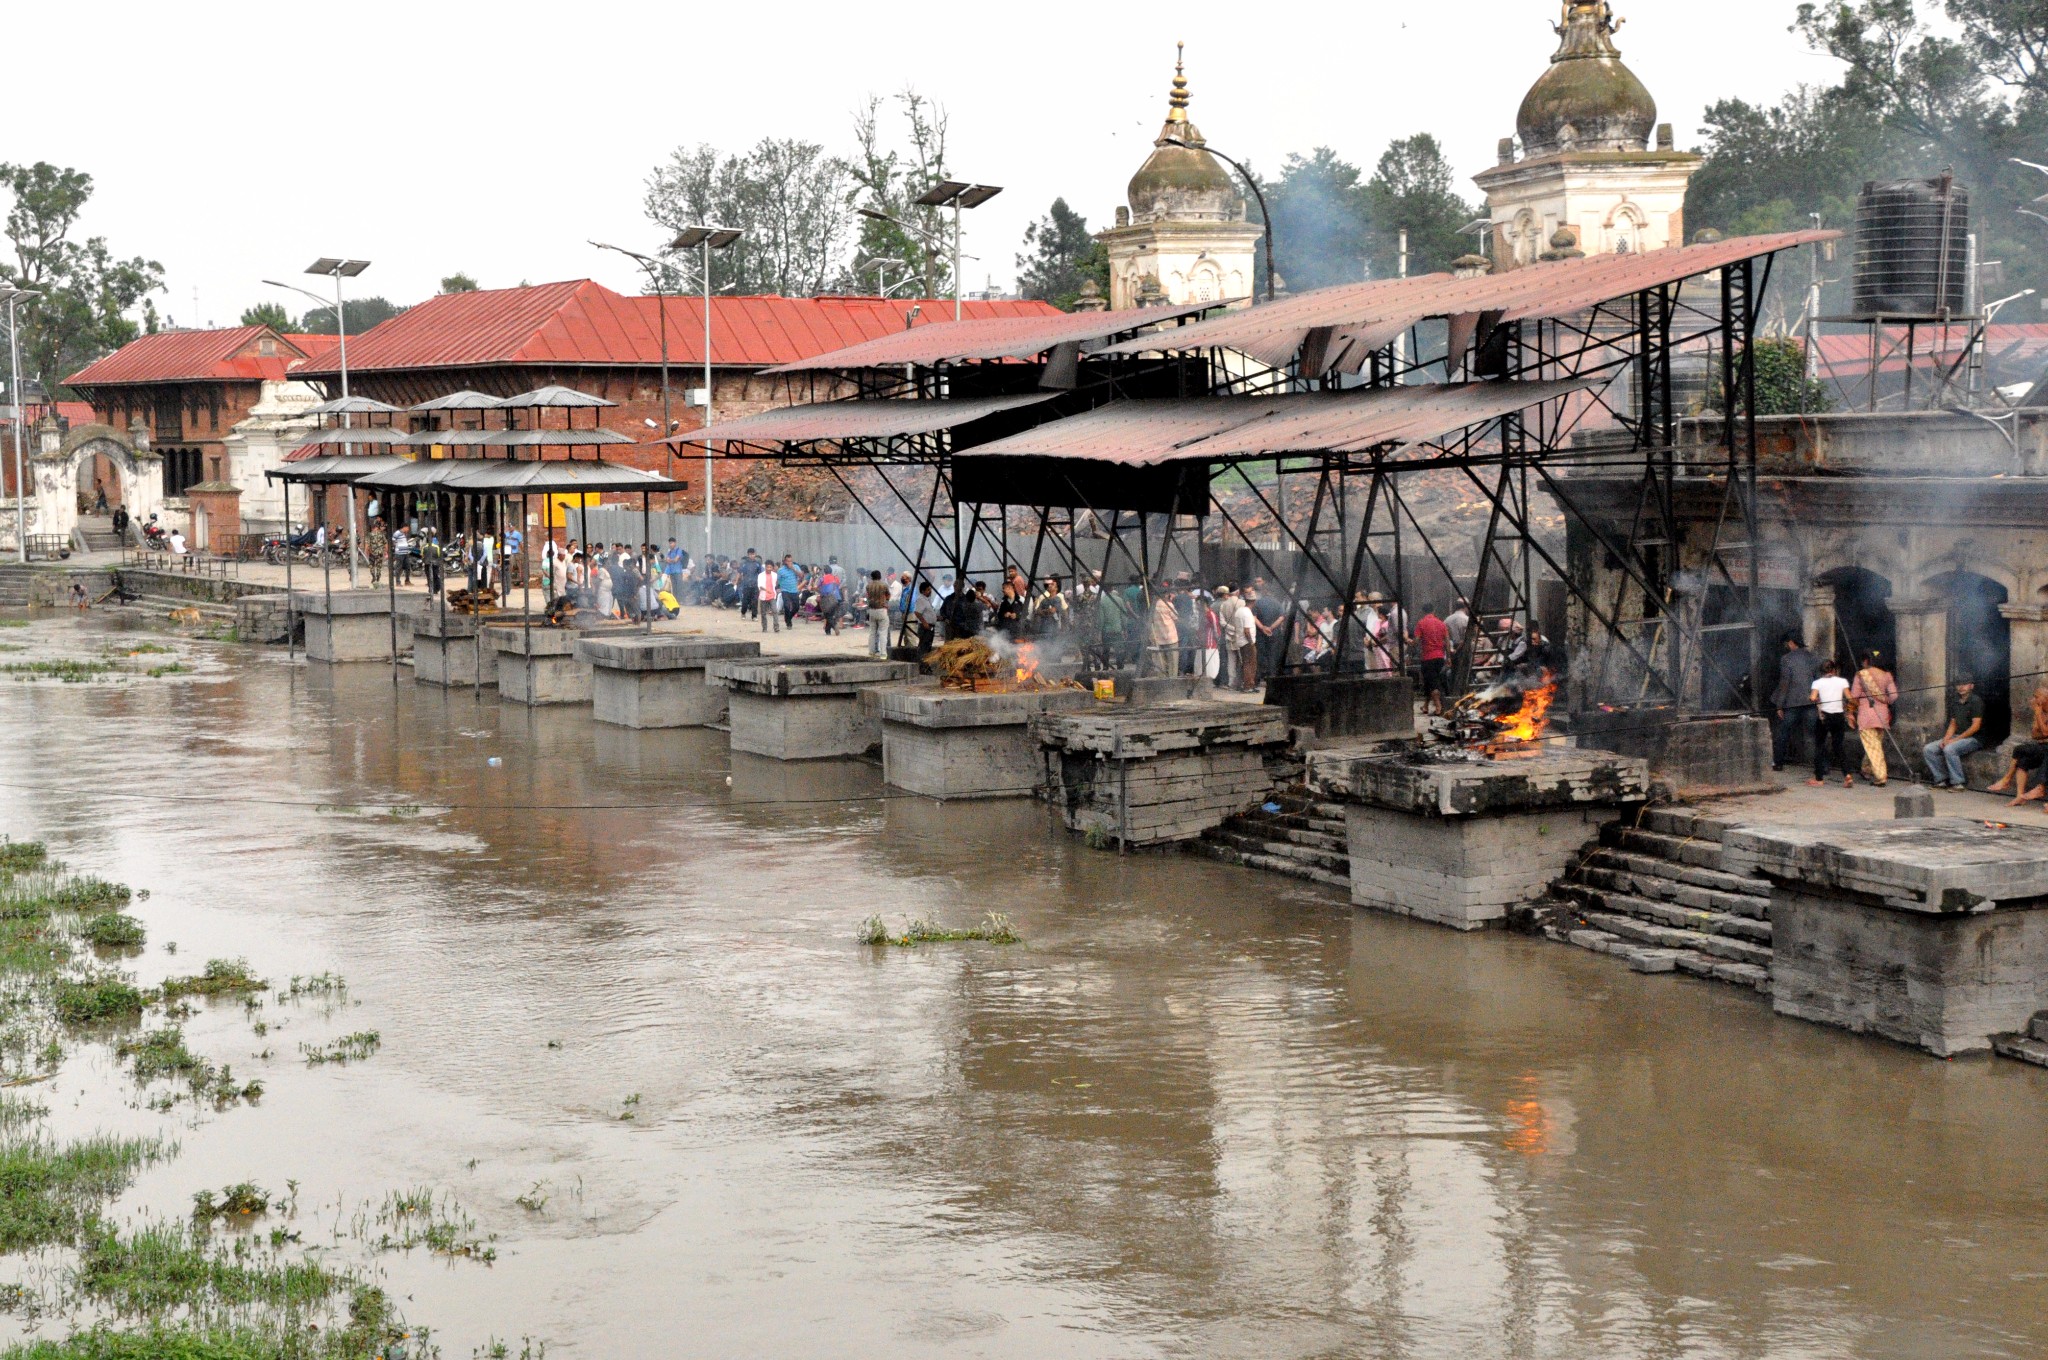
[1927,569,2013,748]
[29,422,163,547]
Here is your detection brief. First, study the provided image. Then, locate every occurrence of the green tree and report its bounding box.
[297,297,405,335]
[1362,134,1475,278]
[1015,199,1108,309]
[846,89,954,298]
[1712,337,1835,414]
[644,137,855,297]
[0,161,162,396]
[238,301,294,330]
[1260,147,1372,291]
[438,273,480,293]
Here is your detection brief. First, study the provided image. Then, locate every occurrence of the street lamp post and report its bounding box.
[0,288,37,564]
[267,258,369,586]
[1160,136,1275,303]
[592,240,684,507]
[670,226,742,563]
[860,179,1002,321]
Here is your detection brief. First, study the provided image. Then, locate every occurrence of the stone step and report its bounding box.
[1638,806,1732,844]
[1233,807,1348,840]
[1559,883,1773,943]
[1204,827,1349,872]
[1608,825,1733,871]
[1230,821,1346,854]
[1582,848,1771,902]
[1553,923,1771,993]
[1672,951,1774,993]
[1574,907,1774,967]
[1575,856,1772,920]
[1992,1032,2048,1069]
[2034,1011,2048,1044]
[1186,839,1349,889]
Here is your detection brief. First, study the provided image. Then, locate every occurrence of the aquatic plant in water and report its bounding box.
[858,911,1021,947]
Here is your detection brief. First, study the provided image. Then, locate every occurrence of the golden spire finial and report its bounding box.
[1167,42,1190,120]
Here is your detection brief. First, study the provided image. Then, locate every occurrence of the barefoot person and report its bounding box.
[1988,685,2048,806]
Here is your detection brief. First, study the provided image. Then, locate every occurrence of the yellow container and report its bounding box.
[1093,678,1116,701]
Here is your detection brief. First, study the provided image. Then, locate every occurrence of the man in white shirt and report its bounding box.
[1809,659,1856,787]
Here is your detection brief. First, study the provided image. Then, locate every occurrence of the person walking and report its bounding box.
[1922,676,1986,790]
[864,570,892,657]
[818,562,844,635]
[776,555,801,630]
[423,531,444,596]
[1809,660,1855,787]
[1849,651,1899,786]
[1771,633,1822,772]
[367,522,387,586]
[738,549,761,620]
[757,558,780,633]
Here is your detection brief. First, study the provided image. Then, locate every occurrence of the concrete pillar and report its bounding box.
[1802,588,1838,664]
[1890,598,1949,742]
[1999,603,2048,738]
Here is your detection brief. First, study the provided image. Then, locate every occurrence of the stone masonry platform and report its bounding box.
[1034,702,1292,847]
[291,588,396,663]
[711,656,920,760]
[869,682,1096,800]
[488,622,646,706]
[1311,747,1651,931]
[1722,817,2048,1056]
[413,608,529,688]
[578,635,761,729]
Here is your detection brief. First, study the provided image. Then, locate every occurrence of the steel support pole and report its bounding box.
[702,237,715,563]
[7,296,26,565]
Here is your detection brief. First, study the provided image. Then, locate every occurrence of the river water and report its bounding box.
[2,613,2045,1358]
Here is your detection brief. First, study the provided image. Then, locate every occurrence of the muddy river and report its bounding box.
[1,613,2044,1357]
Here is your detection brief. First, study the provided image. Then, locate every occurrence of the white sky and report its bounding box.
[14,0,1846,328]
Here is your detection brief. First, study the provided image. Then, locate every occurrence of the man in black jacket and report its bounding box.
[1770,633,1822,772]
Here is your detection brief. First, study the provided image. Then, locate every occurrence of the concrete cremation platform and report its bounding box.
[868,682,1097,800]
[710,656,920,760]
[412,608,524,688]
[1311,747,1650,930]
[290,589,394,663]
[487,623,645,706]
[1033,702,1291,846]
[577,635,761,729]
[1721,817,2048,1056]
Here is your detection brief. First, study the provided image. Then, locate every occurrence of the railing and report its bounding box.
[24,535,73,562]
[119,543,242,580]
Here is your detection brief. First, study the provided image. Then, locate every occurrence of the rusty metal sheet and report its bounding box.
[762,303,1220,373]
[657,393,1060,446]
[1094,230,1841,363]
[956,379,1598,467]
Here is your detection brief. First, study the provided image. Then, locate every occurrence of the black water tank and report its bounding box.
[1854,176,1970,318]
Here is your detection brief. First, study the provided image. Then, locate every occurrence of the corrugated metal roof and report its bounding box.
[284,281,1062,378]
[957,379,1598,467]
[294,427,414,446]
[1095,230,1840,365]
[659,393,1060,446]
[761,302,1220,373]
[268,454,412,481]
[64,326,316,387]
[349,458,683,495]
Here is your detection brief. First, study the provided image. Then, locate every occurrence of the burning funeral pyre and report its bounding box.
[1423,669,1559,761]
[925,636,1083,694]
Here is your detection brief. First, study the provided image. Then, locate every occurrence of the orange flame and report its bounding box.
[1485,674,1557,757]
[1014,642,1040,684]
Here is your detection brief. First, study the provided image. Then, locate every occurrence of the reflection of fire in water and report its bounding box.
[1503,1096,1554,1155]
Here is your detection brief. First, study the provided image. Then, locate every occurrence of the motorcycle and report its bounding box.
[140,521,172,552]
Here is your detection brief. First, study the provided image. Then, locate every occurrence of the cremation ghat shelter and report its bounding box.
[657,230,1838,732]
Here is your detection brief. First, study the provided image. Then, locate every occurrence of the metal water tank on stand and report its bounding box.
[1853,175,1971,318]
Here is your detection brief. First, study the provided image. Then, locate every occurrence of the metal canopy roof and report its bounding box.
[265,454,413,484]
[348,458,684,495]
[763,302,1221,373]
[302,395,404,417]
[656,392,1061,446]
[496,385,614,408]
[1095,230,1840,364]
[294,426,414,446]
[955,379,1600,467]
[408,389,501,411]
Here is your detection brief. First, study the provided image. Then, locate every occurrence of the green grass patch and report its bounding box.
[118,643,173,655]
[144,665,190,679]
[858,911,1021,947]
[0,842,46,874]
[299,1032,378,1067]
[363,1187,496,1262]
[116,1028,202,1082]
[53,977,146,1026]
[158,960,264,1001]
[78,914,144,950]
[190,1183,268,1226]
[0,661,117,683]
[0,1131,166,1252]
[0,619,27,629]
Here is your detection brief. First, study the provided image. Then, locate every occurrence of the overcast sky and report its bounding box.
[15,1,1848,329]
